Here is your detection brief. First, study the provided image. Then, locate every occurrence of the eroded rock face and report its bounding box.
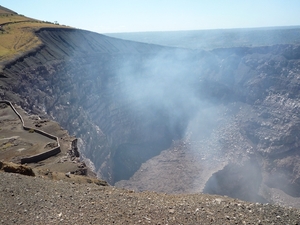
[0,162,35,176]
[1,28,300,205]
[203,159,266,203]
[1,28,212,184]
[115,44,300,206]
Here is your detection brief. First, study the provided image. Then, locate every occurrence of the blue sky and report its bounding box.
[1,0,300,33]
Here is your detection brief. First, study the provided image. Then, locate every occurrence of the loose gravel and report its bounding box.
[1,172,300,224]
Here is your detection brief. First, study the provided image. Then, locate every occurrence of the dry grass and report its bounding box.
[0,14,32,24]
[0,9,14,14]
[0,161,35,176]
[0,13,71,62]
[0,142,13,150]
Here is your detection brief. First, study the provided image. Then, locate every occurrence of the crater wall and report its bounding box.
[1,28,300,206]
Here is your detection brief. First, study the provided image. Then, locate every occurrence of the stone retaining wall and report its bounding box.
[0,100,61,163]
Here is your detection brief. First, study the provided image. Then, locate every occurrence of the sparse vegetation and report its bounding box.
[1,162,35,176]
[28,129,35,133]
[0,8,71,62]
[1,142,13,149]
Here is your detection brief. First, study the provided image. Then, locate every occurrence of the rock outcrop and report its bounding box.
[1,28,209,184]
[1,27,300,206]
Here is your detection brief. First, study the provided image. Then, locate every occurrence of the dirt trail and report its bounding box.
[0,102,58,163]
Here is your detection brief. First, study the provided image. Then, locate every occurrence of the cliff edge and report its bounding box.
[1,5,300,214]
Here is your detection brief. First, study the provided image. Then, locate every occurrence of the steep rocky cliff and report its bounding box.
[116,44,300,207]
[1,28,207,183]
[1,27,300,206]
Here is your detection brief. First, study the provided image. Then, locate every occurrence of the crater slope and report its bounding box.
[1,24,300,207]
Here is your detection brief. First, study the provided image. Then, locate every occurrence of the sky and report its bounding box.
[1,0,300,33]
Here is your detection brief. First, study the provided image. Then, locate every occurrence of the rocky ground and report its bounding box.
[1,21,300,224]
[2,5,300,224]
[1,103,299,225]
[0,102,95,177]
[1,172,300,225]
[116,102,300,209]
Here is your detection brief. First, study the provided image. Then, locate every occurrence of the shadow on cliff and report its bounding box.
[2,28,300,204]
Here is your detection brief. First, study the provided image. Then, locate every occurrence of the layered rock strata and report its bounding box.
[1,27,300,206]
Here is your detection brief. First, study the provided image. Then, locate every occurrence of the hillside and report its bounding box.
[0,5,17,14]
[0,5,70,66]
[1,6,300,224]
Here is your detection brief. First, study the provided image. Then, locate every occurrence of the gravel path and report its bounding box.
[1,172,300,224]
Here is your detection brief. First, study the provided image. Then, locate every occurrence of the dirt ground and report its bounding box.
[1,103,300,224]
[0,103,56,162]
[1,172,300,225]
[0,102,97,181]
